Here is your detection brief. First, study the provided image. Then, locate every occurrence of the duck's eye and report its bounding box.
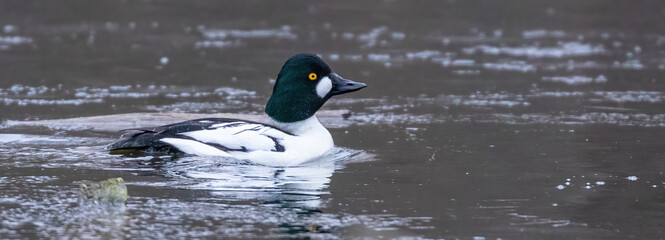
[308,73,317,80]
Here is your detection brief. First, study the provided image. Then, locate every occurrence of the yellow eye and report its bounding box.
[308,73,317,80]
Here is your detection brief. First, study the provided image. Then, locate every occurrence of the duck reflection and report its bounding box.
[154,148,371,209]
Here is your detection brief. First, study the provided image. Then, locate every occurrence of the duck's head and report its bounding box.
[266,53,366,123]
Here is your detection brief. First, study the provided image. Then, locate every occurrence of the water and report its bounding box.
[1,1,665,239]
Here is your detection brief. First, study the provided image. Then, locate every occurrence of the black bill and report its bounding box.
[329,73,367,96]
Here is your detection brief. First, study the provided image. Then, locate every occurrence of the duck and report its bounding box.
[108,53,366,166]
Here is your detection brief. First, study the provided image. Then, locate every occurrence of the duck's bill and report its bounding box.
[329,73,367,96]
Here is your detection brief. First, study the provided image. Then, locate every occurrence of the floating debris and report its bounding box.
[77,177,128,205]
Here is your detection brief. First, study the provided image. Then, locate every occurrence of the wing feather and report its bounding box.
[109,118,289,154]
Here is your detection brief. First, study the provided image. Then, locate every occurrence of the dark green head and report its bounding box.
[265,53,366,123]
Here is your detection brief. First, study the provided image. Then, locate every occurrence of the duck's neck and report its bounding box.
[270,115,328,136]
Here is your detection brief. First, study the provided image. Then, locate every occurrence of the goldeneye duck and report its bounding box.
[108,53,366,166]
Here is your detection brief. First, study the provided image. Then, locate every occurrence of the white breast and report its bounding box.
[237,116,334,166]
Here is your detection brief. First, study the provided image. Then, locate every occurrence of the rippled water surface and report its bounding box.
[1,1,665,239]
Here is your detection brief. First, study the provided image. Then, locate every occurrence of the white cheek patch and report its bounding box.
[316,76,333,98]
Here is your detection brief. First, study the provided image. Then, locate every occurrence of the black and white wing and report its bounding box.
[108,118,291,155]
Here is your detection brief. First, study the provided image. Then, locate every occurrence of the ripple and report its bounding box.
[522,29,567,39]
[143,101,258,113]
[405,50,442,61]
[0,135,414,239]
[0,84,257,107]
[0,134,72,144]
[482,61,536,72]
[194,40,241,49]
[542,75,607,85]
[463,42,606,58]
[0,35,33,50]
[200,26,297,40]
[0,189,432,239]
[593,91,665,103]
[349,112,665,127]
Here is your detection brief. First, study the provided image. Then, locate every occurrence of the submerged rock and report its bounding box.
[77,177,128,205]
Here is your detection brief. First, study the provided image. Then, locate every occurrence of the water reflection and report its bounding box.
[137,148,372,210]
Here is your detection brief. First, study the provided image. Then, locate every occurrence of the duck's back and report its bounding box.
[108,118,292,156]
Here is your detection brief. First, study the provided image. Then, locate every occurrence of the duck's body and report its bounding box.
[110,116,333,166]
[108,54,365,166]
